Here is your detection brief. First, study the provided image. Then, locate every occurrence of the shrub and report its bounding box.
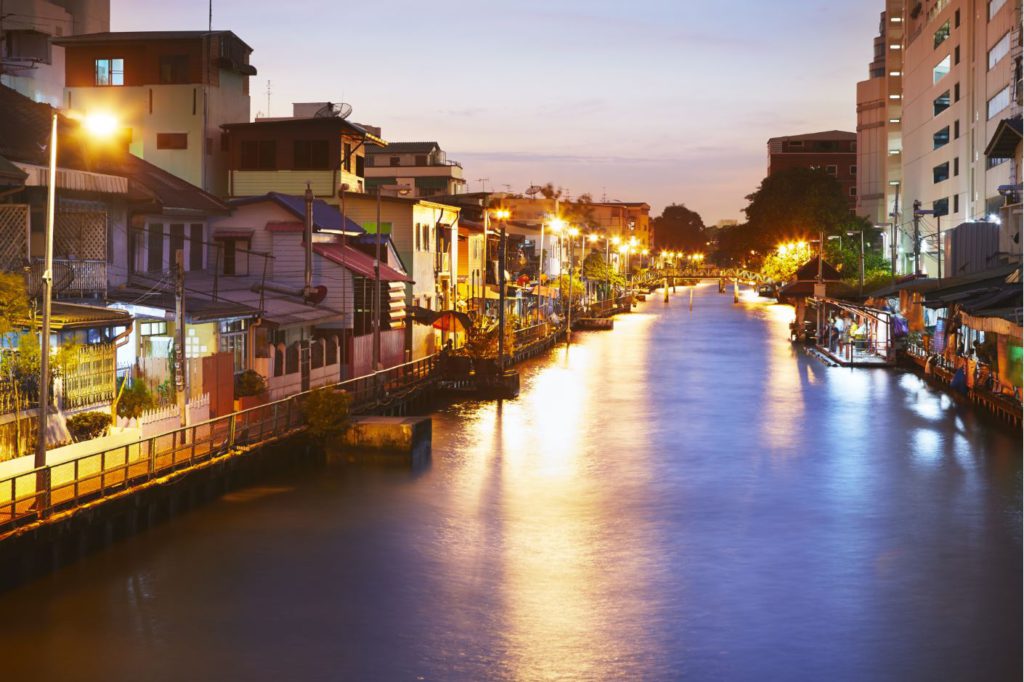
[117,380,155,419]
[234,369,268,399]
[66,411,111,442]
[301,387,351,443]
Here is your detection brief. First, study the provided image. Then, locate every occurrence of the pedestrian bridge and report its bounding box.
[642,267,771,285]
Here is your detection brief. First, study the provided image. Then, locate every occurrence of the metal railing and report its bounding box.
[0,354,438,533]
[26,258,107,298]
[587,295,632,317]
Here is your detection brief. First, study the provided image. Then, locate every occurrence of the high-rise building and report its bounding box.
[766,130,859,208]
[898,0,1022,275]
[0,0,110,106]
[856,2,905,238]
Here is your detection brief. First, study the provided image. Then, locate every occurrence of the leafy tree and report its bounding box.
[760,243,815,282]
[67,411,111,442]
[117,380,155,419]
[301,387,352,444]
[0,272,29,338]
[652,204,706,251]
[743,167,857,246]
[538,183,563,201]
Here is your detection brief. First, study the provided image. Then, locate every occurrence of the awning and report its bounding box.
[961,311,1023,337]
[984,115,1022,159]
[14,162,127,194]
[313,243,412,282]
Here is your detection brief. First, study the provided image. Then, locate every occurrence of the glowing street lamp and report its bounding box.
[36,111,120,478]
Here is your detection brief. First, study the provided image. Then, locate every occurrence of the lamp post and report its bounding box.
[566,226,580,342]
[36,111,119,477]
[373,183,410,370]
[491,208,511,369]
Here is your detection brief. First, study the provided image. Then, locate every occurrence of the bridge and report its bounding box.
[636,267,771,287]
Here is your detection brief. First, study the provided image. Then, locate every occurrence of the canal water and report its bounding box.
[0,284,1020,681]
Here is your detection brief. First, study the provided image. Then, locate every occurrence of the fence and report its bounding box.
[0,354,438,532]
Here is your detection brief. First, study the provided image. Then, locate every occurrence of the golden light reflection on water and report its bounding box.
[755,295,807,454]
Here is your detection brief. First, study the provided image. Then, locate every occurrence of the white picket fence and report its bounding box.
[116,393,211,437]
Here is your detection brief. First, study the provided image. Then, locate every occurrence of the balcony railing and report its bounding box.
[26,258,107,299]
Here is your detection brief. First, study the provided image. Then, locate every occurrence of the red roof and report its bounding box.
[313,243,411,283]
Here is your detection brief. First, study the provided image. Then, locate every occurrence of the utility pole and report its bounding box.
[303,183,314,299]
[174,250,187,426]
[373,187,382,370]
[497,220,507,370]
[890,183,900,281]
[35,113,57,486]
[566,235,574,343]
[912,199,922,275]
[936,213,942,283]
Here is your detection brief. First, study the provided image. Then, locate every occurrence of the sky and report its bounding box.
[112,0,882,222]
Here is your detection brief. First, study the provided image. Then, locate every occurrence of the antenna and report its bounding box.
[476,178,489,192]
[502,184,511,193]
[266,80,271,118]
[208,0,212,31]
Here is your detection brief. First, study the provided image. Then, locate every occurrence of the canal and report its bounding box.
[0,284,1020,681]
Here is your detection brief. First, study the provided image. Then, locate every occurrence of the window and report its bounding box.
[933,126,950,149]
[147,223,163,272]
[788,140,804,147]
[849,187,857,197]
[954,82,960,101]
[889,70,902,77]
[825,165,837,176]
[189,224,204,270]
[158,54,188,84]
[955,8,960,26]
[240,140,276,170]
[169,223,184,259]
[355,155,364,177]
[293,140,329,169]
[954,45,960,65]
[988,32,1010,69]
[933,55,951,83]
[889,43,902,50]
[954,119,960,139]
[987,86,1010,119]
[889,94,902,100]
[933,198,949,216]
[889,118,901,124]
[988,155,1010,169]
[343,142,352,172]
[989,0,1007,20]
[389,156,401,166]
[219,320,248,372]
[95,58,124,86]
[933,162,950,183]
[933,90,951,115]
[140,321,168,336]
[5,29,51,63]
[415,222,421,251]
[953,195,959,213]
[850,165,857,176]
[953,157,960,176]
[156,133,188,150]
[934,20,950,48]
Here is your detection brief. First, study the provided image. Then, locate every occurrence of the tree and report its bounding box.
[760,243,815,282]
[743,167,857,246]
[0,272,29,337]
[652,204,706,251]
[538,183,563,201]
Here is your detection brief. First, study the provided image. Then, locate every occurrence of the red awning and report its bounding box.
[313,243,411,282]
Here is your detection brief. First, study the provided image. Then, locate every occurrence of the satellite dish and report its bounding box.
[525,185,543,196]
[304,285,328,305]
[314,102,353,119]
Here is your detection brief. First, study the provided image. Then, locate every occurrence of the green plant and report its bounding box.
[234,369,268,399]
[117,380,155,419]
[301,387,351,443]
[66,411,111,442]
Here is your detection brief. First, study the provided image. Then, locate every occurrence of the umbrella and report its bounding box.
[432,310,473,334]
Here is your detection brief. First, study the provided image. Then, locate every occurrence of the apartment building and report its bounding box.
[0,0,109,106]
[55,30,256,196]
[767,131,859,208]
[856,1,906,232]
[364,141,466,198]
[899,0,1022,275]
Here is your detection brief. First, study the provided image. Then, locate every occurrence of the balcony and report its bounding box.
[26,258,107,299]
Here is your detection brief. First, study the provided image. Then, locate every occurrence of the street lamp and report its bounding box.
[374,183,411,370]
[36,111,120,477]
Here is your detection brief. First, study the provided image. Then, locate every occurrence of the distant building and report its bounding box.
[55,30,257,196]
[364,141,466,198]
[856,2,904,232]
[767,130,858,208]
[0,0,109,106]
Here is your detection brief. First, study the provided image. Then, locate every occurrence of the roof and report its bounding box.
[53,30,253,52]
[793,256,842,282]
[984,115,1022,159]
[46,302,130,331]
[768,130,857,144]
[366,141,440,155]
[0,85,229,214]
[222,116,382,145]
[0,153,27,184]
[230,193,365,235]
[314,243,411,282]
[107,285,259,323]
[778,280,858,300]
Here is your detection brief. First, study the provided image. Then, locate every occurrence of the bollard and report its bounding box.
[663,277,669,302]
[689,288,693,311]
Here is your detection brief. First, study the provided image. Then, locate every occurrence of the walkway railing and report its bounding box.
[0,354,438,533]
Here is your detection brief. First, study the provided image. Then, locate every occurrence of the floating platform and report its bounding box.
[339,416,432,459]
